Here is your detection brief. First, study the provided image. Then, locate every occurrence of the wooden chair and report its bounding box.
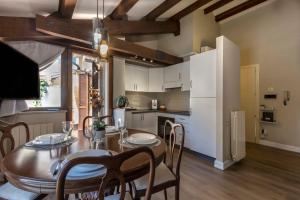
[0,120,46,200]
[83,115,114,138]
[133,120,185,200]
[56,146,156,200]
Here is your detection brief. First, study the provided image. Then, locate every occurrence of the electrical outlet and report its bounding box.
[260,127,267,139]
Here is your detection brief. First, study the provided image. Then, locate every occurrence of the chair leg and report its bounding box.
[175,184,180,200]
[164,189,168,200]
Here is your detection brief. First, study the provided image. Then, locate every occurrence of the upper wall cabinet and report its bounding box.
[164,64,181,89]
[180,61,190,91]
[149,68,165,92]
[125,64,149,92]
[164,61,190,91]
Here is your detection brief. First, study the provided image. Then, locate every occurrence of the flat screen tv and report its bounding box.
[0,41,40,99]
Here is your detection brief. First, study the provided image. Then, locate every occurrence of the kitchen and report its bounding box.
[113,36,240,167]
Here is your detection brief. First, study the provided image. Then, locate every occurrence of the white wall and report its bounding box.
[220,0,300,147]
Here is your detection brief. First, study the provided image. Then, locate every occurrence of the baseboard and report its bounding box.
[214,159,235,170]
[259,139,300,153]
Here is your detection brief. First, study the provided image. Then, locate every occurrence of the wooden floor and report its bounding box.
[46,143,300,200]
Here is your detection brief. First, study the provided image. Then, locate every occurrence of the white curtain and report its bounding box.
[0,41,65,117]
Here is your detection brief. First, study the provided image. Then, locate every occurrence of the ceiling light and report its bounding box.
[92,0,109,60]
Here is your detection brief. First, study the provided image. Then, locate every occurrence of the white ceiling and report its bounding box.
[0,0,270,21]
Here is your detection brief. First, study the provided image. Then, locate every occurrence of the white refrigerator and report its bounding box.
[189,50,217,158]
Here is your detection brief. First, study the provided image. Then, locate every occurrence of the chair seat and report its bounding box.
[0,182,40,200]
[105,192,133,200]
[134,162,176,191]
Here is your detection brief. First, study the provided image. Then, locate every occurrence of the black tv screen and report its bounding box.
[0,41,40,99]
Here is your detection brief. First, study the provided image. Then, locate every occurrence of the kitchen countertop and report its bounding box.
[126,108,190,116]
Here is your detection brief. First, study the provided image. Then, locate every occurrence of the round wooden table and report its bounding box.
[1,129,166,194]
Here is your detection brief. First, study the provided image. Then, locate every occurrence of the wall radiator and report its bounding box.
[11,123,54,147]
[231,111,246,161]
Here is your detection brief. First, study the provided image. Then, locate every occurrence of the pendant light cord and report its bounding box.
[96,0,99,19]
[102,0,104,19]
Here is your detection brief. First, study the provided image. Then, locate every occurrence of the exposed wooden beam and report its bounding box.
[110,0,139,20]
[105,19,180,36]
[36,14,93,45]
[0,16,54,41]
[35,14,180,42]
[109,37,183,65]
[204,0,234,14]
[142,0,181,21]
[169,0,213,20]
[58,0,77,18]
[215,0,267,22]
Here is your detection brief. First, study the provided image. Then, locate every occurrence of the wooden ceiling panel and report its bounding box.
[158,0,197,19]
[215,0,267,22]
[169,0,213,20]
[109,0,140,20]
[58,0,77,18]
[204,0,234,14]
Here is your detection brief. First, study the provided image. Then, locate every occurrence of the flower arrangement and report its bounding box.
[89,88,104,114]
[93,120,107,131]
[116,95,129,108]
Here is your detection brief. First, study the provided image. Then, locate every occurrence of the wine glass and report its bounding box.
[62,121,73,142]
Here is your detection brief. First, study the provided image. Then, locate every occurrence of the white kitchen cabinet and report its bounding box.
[175,115,190,147]
[125,64,136,91]
[125,111,133,129]
[132,112,157,134]
[180,61,190,91]
[148,68,164,92]
[132,113,144,130]
[164,64,181,89]
[190,50,216,98]
[125,64,149,92]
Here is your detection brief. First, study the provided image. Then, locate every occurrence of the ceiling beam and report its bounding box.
[169,0,213,21]
[0,16,55,41]
[142,0,181,21]
[109,37,183,65]
[215,0,267,22]
[204,0,234,14]
[35,15,180,42]
[109,0,139,20]
[58,0,77,18]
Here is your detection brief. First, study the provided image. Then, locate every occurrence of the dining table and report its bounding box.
[0,129,166,194]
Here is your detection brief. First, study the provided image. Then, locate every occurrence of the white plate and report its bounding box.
[126,133,157,145]
[33,133,66,145]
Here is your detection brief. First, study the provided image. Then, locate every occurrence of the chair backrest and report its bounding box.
[83,115,114,137]
[163,120,185,179]
[0,120,30,157]
[56,146,155,200]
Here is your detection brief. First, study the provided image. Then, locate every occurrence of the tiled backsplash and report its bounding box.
[126,88,190,111]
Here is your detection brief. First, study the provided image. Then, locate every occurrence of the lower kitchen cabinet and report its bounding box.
[132,113,157,134]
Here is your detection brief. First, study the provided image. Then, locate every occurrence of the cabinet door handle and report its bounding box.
[136,84,138,91]
[179,73,181,80]
[161,85,164,91]
[190,80,192,88]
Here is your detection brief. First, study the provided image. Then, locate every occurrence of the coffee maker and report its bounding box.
[151,99,158,110]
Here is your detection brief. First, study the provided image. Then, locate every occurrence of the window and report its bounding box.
[26,57,61,108]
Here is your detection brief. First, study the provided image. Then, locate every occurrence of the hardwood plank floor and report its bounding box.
[45,143,300,200]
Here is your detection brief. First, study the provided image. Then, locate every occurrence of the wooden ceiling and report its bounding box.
[0,0,269,65]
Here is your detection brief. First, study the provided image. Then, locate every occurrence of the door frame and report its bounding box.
[240,64,260,143]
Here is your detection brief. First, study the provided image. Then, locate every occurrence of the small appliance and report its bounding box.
[151,99,158,110]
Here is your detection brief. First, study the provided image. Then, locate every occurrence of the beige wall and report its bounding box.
[220,0,300,147]
[157,8,220,56]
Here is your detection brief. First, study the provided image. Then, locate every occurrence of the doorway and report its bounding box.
[240,65,260,143]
